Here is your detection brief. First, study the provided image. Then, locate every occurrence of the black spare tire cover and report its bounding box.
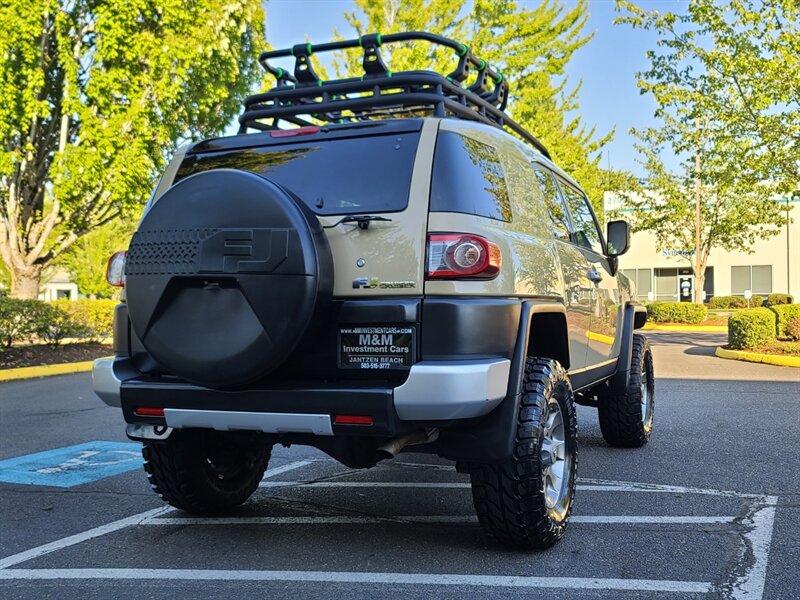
[125,169,333,388]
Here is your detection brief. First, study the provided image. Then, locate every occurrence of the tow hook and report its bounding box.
[126,424,173,442]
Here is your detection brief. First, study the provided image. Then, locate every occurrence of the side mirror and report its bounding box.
[606,220,630,257]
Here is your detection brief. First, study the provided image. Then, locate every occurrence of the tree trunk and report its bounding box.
[9,264,44,299]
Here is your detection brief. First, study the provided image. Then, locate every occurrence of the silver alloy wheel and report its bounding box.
[540,401,570,519]
[641,367,653,431]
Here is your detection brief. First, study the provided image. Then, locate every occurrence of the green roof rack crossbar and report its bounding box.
[244,31,551,159]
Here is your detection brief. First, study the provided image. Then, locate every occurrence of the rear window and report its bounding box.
[174,132,420,215]
[430,131,512,222]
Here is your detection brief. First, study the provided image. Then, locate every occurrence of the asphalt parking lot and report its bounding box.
[1,331,798,600]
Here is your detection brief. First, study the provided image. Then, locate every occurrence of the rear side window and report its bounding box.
[175,133,420,215]
[430,131,512,222]
[534,170,571,241]
[559,183,604,254]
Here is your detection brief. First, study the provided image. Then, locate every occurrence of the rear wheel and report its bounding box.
[597,333,654,447]
[142,429,271,513]
[469,357,577,549]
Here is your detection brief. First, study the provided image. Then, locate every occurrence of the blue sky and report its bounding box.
[264,0,690,176]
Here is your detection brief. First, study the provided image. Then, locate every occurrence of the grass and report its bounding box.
[726,339,800,357]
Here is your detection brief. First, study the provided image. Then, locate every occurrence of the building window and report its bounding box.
[622,268,653,301]
[654,268,678,301]
[731,265,772,295]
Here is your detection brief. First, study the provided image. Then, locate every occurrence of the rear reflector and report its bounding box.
[426,233,501,279]
[270,126,321,138]
[105,251,127,287]
[134,407,165,417]
[333,415,373,425]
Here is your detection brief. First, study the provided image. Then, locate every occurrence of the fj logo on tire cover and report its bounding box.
[199,228,290,274]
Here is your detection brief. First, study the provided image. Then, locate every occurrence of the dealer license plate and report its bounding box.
[339,326,415,370]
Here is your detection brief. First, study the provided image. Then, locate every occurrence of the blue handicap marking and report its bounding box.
[0,441,142,488]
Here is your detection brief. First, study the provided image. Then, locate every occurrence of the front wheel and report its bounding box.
[597,333,654,447]
[142,429,271,513]
[469,357,578,550]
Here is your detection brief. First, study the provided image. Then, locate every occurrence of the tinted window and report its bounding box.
[430,131,512,221]
[560,184,603,254]
[534,170,571,241]
[175,133,420,215]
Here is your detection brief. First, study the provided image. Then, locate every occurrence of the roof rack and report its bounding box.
[239,31,551,160]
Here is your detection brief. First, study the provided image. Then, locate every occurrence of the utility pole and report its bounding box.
[694,117,702,303]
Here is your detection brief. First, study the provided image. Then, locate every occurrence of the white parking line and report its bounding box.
[0,568,714,593]
[0,507,170,570]
[730,496,778,600]
[262,460,315,480]
[138,515,736,526]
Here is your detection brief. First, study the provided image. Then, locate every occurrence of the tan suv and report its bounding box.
[93,31,653,550]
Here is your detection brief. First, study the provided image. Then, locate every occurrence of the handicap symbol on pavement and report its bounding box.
[0,441,142,488]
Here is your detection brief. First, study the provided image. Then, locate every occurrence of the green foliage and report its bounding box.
[614,0,794,301]
[708,295,763,309]
[765,293,794,306]
[55,220,135,299]
[53,299,116,342]
[616,0,799,191]
[0,297,56,347]
[0,0,266,298]
[646,302,707,324]
[728,308,777,350]
[331,0,629,216]
[785,317,800,342]
[769,304,800,339]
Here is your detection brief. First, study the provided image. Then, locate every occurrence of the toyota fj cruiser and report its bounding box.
[94,32,654,550]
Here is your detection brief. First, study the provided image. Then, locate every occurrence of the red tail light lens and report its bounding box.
[333,415,373,425]
[105,251,127,287]
[134,407,164,417]
[426,233,501,279]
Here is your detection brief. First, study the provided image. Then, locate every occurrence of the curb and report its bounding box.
[586,331,615,345]
[715,347,800,368]
[643,324,728,332]
[0,360,96,383]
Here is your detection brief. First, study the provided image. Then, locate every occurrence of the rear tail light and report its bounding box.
[426,233,501,279]
[105,251,127,287]
[134,407,164,417]
[333,415,373,425]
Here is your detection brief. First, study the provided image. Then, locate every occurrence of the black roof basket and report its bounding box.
[239,31,551,160]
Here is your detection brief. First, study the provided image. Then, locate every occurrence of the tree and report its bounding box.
[331,0,623,214]
[613,0,793,302]
[616,0,799,190]
[0,0,266,298]
[55,218,135,299]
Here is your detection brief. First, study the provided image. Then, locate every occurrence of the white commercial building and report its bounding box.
[606,194,800,303]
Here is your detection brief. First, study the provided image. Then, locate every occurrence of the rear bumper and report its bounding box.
[93,356,510,436]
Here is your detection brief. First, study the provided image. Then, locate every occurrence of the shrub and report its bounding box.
[785,317,800,342]
[53,299,116,341]
[0,298,51,348]
[768,304,800,338]
[708,295,763,309]
[765,293,794,306]
[646,302,707,324]
[728,308,776,349]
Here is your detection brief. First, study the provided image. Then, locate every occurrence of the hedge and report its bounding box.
[786,318,800,341]
[708,295,763,309]
[728,308,776,349]
[765,293,794,306]
[53,299,116,341]
[0,297,115,348]
[646,302,708,324]
[769,304,800,338]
